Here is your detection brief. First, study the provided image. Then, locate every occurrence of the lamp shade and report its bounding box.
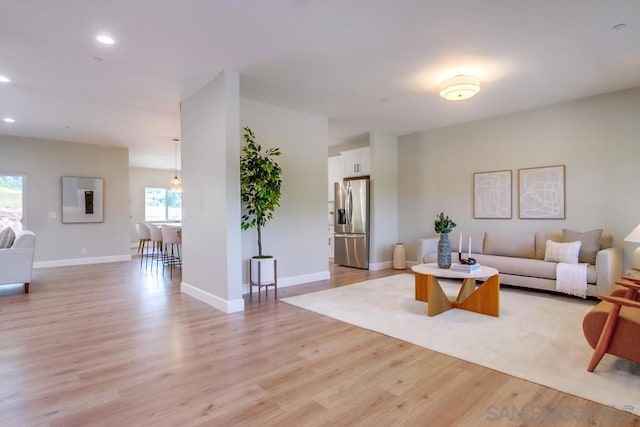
[440,75,480,101]
[624,224,640,243]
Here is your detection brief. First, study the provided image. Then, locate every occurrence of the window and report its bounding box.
[0,175,24,231]
[144,187,182,222]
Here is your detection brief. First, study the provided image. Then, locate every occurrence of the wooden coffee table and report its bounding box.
[411,263,500,317]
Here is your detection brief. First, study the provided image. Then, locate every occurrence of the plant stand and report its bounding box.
[249,258,278,302]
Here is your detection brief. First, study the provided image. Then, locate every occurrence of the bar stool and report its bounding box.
[135,223,151,267]
[147,224,164,271]
[161,225,182,278]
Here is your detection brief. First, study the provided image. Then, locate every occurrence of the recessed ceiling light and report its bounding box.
[0,75,10,83]
[96,34,115,45]
[3,117,16,123]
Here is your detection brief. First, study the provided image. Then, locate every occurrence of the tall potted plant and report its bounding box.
[240,126,282,286]
[434,212,456,269]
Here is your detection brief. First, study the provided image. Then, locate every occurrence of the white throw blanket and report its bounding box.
[556,262,588,298]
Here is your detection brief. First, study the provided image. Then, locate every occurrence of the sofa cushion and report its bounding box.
[600,235,613,250]
[0,227,15,248]
[535,232,562,259]
[484,232,535,259]
[544,240,581,264]
[562,228,602,264]
[473,254,556,279]
[471,253,597,283]
[422,252,598,283]
[450,231,485,254]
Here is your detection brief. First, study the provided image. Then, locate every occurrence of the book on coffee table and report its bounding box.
[452,263,481,272]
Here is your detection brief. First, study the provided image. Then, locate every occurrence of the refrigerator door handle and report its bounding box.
[348,184,353,226]
[344,183,353,227]
[335,233,366,238]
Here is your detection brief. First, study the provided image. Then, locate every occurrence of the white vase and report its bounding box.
[393,243,406,269]
[250,257,277,285]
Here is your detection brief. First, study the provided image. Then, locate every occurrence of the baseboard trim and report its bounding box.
[279,270,330,287]
[34,254,132,268]
[370,260,417,272]
[181,281,245,314]
[369,261,392,271]
[243,270,330,294]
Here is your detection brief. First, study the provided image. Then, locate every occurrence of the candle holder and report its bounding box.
[458,251,477,265]
[458,232,476,265]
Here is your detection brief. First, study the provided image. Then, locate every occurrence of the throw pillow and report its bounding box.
[544,240,581,264]
[562,228,603,264]
[0,227,16,248]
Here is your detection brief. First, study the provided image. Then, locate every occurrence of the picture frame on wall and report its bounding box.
[62,176,104,223]
[518,165,565,219]
[473,170,512,219]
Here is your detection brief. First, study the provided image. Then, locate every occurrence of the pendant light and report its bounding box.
[170,138,181,192]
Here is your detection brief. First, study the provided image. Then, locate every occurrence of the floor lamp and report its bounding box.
[624,224,640,269]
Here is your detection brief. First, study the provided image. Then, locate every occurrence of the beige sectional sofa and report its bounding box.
[417,230,622,298]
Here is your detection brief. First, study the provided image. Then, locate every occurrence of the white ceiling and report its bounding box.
[1,0,639,169]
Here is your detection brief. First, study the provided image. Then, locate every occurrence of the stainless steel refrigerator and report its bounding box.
[334,178,370,269]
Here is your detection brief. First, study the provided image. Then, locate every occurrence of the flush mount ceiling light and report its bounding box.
[0,75,10,83]
[439,75,481,101]
[96,34,115,45]
[3,117,16,123]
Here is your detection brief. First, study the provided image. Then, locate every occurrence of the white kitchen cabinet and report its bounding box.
[328,156,342,201]
[341,147,370,178]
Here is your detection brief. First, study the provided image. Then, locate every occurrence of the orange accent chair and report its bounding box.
[583,272,640,372]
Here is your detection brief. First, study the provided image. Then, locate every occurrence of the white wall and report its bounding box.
[398,87,640,268]
[369,130,399,267]
[128,167,177,243]
[0,135,130,265]
[328,133,369,157]
[240,97,329,286]
[180,70,243,313]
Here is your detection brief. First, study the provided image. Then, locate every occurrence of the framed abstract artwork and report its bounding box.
[473,170,512,219]
[62,176,104,223]
[518,165,565,219]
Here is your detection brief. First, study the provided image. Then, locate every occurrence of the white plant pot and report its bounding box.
[250,257,276,285]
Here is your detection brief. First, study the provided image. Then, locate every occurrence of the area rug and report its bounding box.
[281,273,640,415]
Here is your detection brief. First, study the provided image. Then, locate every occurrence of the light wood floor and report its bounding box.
[1,260,638,426]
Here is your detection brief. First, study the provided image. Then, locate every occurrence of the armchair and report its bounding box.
[610,267,640,299]
[583,275,640,371]
[0,230,36,293]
